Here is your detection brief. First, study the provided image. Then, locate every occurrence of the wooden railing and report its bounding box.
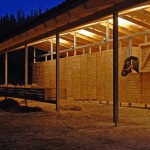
[0,87,66,104]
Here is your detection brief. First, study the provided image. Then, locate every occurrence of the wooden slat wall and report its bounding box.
[80,55,88,100]
[126,74,141,103]
[103,50,113,102]
[49,60,56,88]
[96,52,105,101]
[141,72,150,103]
[65,57,73,99]
[33,47,150,104]
[140,43,150,72]
[118,48,127,102]
[88,53,97,100]
[72,56,81,100]
[60,58,66,89]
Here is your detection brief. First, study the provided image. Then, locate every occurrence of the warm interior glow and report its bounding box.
[131,4,150,11]
[53,38,71,45]
[109,17,134,27]
[118,17,134,26]
[77,29,94,37]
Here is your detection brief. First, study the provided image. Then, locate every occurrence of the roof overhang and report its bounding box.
[0,0,150,53]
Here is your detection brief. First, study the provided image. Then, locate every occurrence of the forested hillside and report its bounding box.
[0,8,43,40]
[0,8,46,85]
[0,0,70,85]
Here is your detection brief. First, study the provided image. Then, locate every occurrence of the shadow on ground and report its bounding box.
[0,99,43,113]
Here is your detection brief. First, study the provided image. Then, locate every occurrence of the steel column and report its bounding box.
[113,10,119,126]
[5,52,8,85]
[33,46,36,63]
[25,45,28,86]
[56,32,60,112]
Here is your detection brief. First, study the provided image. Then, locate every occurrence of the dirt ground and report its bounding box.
[0,98,150,150]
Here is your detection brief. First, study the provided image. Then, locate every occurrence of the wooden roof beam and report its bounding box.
[61,35,87,47]
[101,22,144,43]
[121,15,150,29]
[71,32,98,43]
[66,34,92,45]
[118,17,145,32]
[85,0,114,10]
[63,33,100,50]
[85,27,106,37]
[53,38,72,48]
[127,10,150,23]
[76,29,103,41]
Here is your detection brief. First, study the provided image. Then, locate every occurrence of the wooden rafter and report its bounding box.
[121,15,150,29]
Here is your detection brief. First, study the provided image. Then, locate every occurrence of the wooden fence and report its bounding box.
[0,87,66,103]
[32,47,150,104]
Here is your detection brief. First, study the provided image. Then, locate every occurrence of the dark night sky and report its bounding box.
[0,0,65,17]
[0,0,65,85]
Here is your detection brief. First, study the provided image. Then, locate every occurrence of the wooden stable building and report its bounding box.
[0,0,150,125]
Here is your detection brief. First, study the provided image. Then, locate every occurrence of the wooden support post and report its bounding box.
[119,39,122,49]
[113,10,119,127]
[89,47,92,53]
[106,20,110,50]
[74,32,77,56]
[5,51,8,86]
[25,45,28,86]
[66,51,69,57]
[140,50,150,70]
[83,48,85,55]
[74,49,76,56]
[120,102,122,107]
[99,45,101,52]
[127,37,132,57]
[144,35,148,43]
[33,46,36,63]
[51,39,54,60]
[128,102,132,107]
[45,56,48,61]
[56,32,60,112]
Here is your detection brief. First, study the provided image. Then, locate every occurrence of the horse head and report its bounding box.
[121,56,139,76]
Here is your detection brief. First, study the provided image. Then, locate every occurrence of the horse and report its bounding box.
[121,56,139,76]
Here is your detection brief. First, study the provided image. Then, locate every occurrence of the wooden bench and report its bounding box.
[0,87,66,104]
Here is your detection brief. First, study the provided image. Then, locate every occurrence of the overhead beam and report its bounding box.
[74,32,98,43]
[86,27,106,37]
[2,0,149,52]
[121,15,150,29]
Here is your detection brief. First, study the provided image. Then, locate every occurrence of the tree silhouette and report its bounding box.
[0,7,44,40]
